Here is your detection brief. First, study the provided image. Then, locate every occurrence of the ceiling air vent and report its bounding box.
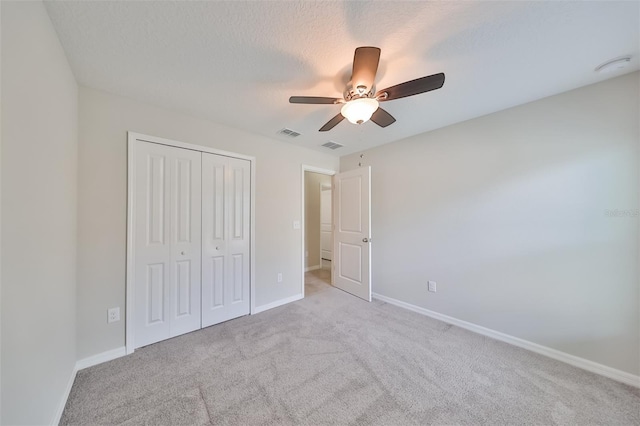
[277,128,301,138]
[322,141,344,150]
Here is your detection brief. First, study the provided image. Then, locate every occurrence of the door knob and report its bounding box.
[362,238,369,243]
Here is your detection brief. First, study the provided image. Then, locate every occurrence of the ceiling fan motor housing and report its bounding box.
[344,84,376,101]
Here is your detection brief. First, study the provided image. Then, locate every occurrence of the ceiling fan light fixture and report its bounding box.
[289,47,445,131]
[341,98,379,124]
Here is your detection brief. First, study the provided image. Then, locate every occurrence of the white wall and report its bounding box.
[77,87,339,359]
[1,1,78,424]
[305,172,331,269]
[0,1,3,420]
[341,72,639,375]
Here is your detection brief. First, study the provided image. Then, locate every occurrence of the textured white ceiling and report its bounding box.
[45,1,639,156]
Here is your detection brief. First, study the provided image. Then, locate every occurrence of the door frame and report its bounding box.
[301,165,336,298]
[126,132,256,355]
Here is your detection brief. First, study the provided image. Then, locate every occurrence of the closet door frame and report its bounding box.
[126,132,256,355]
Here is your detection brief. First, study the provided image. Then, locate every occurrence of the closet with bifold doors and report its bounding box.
[131,139,251,349]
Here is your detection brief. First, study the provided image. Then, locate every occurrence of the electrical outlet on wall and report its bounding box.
[277,273,283,283]
[108,307,120,323]
[428,281,437,293]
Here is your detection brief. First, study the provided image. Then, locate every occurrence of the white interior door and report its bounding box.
[332,167,371,301]
[201,153,251,327]
[133,141,202,348]
[320,185,332,261]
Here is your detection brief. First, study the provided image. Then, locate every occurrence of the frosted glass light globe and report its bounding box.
[341,98,379,124]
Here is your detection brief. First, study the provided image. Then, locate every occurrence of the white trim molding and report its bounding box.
[76,346,127,371]
[52,365,77,426]
[254,294,303,314]
[53,347,128,425]
[373,292,640,388]
[305,265,321,272]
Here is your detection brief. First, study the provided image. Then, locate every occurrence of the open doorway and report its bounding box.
[301,166,335,297]
[301,165,373,302]
[319,183,332,271]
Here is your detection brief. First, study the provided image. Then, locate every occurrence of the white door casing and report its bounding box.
[332,166,371,302]
[133,141,202,348]
[201,153,251,327]
[320,185,332,261]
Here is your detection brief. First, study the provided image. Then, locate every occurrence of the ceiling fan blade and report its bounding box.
[352,47,381,93]
[319,113,345,132]
[370,107,396,128]
[289,96,341,104]
[376,73,445,101]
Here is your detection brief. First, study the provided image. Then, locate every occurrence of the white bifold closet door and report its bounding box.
[134,141,202,348]
[201,153,251,327]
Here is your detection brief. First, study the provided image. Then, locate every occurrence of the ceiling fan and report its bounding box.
[289,46,445,132]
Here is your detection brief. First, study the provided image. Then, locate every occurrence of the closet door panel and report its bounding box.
[134,142,172,348]
[202,154,251,327]
[169,149,202,337]
[134,142,202,348]
[226,158,251,317]
[231,254,243,302]
[202,153,229,326]
[209,256,225,308]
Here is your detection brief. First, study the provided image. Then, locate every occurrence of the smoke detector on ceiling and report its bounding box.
[595,56,632,74]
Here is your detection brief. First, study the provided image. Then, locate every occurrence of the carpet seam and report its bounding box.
[198,384,214,426]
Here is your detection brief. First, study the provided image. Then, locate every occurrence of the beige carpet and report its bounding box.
[61,269,639,425]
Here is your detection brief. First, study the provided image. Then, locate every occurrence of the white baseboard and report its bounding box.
[76,346,127,371]
[372,292,640,388]
[52,364,78,426]
[53,346,127,425]
[254,293,303,314]
[305,265,321,272]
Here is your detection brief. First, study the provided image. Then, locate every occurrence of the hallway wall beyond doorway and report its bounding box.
[304,171,331,271]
